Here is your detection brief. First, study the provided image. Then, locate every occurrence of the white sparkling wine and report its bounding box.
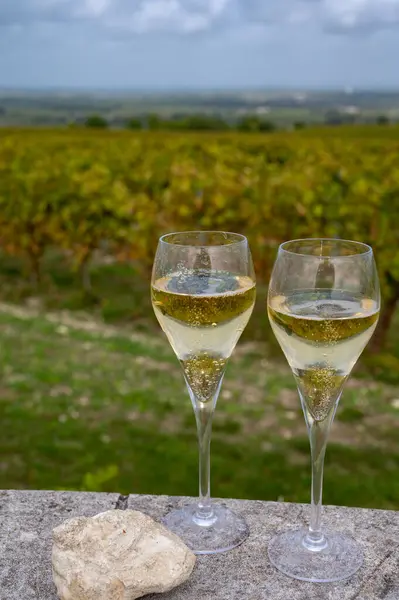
[268,290,379,421]
[152,270,256,403]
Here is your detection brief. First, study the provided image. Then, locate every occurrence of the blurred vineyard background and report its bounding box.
[0,126,398,509]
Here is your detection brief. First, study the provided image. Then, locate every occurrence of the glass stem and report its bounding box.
[303,408,336,551]
[195,400,214,521]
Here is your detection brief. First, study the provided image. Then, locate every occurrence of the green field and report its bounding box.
[1,125,399,509]
[0,255,398,509]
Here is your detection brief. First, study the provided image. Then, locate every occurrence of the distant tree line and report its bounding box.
[84,113,278,132]
[81,112,396,132]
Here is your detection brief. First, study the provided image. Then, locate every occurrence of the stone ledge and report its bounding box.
[0,490,398,600]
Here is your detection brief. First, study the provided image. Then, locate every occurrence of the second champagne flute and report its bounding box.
[267,238,380,582]
[151,231,256,554]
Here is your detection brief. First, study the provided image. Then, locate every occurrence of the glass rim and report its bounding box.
[279,238,373,259]
[159,231,248,248]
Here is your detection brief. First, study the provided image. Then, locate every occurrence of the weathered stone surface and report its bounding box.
[0,490,119,600]
[128,495,399,600]
[0,491,398,599]
[52,509,195,600]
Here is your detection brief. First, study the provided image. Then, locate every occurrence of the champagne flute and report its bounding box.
[151,231,256,554]
[267,239,380,582]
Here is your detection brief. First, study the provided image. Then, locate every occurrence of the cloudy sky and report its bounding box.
[0,0,398,89]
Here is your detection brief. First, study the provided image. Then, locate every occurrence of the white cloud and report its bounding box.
[109,0,233,33]
[321,0,399,32]
[1,0,399,34]
[241,0,399,32]
[107,0,230,34]
[78,0,110,18]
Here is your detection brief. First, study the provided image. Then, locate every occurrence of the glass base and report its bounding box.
[268,528,363,583]
[162,503,249,555]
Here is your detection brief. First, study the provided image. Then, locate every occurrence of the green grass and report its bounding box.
[0,302,398,509]
[0,252,398,509]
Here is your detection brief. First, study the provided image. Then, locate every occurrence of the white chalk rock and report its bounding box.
[52,509,196,600]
